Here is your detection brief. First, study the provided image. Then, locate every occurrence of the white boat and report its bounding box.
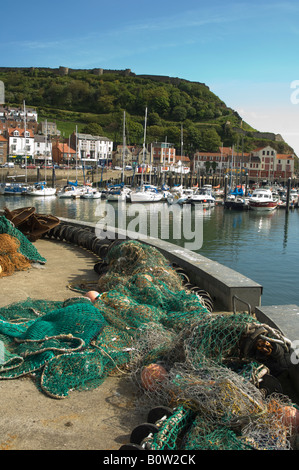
[26,182,56,197]
[248,188,278,211]
[106,184,131,201]
[190,185,216,207]
[290,188,299,206]
[57,182,86,199]
[167,186,193,205]
[81,187,102,199]
[130,184,164,203]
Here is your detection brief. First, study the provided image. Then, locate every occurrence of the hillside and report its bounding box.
[0,66,294,157]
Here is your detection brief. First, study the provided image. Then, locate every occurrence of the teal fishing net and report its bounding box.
[0,215,46,264]
[0,238,297,449]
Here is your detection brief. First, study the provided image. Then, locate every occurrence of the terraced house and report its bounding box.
[193,145,295,183]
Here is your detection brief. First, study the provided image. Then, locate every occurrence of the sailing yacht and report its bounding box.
[106,111,131,202]
[27,120,56,196]
[130,108,163,203]
[27,181,56,196]
[81,187,102,199]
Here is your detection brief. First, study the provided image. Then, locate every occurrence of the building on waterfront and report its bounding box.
[247,145,294,181]
[193,147,233,176]
[112,144,149,168]
[6,127,35,164]
[69,132,113,167]
[151,142,176,169]
[193,145,295,183]
[33,135,53,166]
[0,134,8,165]
[52,140,76,165]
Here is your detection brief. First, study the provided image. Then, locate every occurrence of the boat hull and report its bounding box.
[130,192,163,203]
[27,189,56,197]
[249,202,277,211]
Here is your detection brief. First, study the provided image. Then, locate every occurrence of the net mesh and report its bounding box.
[0,215,46,264]
[0,233,32,277]
[0,238,297,450]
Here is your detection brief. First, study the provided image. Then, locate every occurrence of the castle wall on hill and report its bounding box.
[0,66,208,88]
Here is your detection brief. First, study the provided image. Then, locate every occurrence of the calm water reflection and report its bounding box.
[2,195,299,307]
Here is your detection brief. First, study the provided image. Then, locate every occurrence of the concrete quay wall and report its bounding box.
[53,217,263,313]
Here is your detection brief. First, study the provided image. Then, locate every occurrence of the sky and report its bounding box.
[1,0,299,155]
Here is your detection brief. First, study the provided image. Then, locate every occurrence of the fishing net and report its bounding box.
[0,234,32,277]
[0,238,297,450]
[0,215,46,264]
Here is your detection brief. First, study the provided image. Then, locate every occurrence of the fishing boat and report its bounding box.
[26,182,56,197]
[190,185,216,207]
[248,188,278,211]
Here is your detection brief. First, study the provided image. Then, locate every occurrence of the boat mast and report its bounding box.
[180,124,183,186]
[141,107,147,188]
[75,125,78,182]
[23,100,27,184]
[44,119,47,184]
[122,111,126,184]
[162,136,167,185]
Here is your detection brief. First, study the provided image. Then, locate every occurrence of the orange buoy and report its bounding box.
[281,405,299,430]
[84,290,100,303]
[141,364,168,391]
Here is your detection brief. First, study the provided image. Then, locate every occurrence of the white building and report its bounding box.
[8,127,35,163]
[34,135,52,165]
[70,132,113,166]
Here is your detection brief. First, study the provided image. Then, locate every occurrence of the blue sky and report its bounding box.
[1,0,299,155]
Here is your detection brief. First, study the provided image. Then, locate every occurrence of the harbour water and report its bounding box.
[1,194,299,307]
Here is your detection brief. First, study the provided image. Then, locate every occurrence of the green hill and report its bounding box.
[0,66,294,156]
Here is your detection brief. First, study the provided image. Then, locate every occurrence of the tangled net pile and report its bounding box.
[0,215,46,277]
[0,234,298,450]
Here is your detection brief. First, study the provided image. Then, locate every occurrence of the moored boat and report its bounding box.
[106,183,131,201]
[248,188,278,211]
[81,187,102,199]
[190,185,216,207]
[130,184,163,203]
[26,182,56,197]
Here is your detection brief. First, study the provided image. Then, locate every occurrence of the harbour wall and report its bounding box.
[2,209,299,342]
[49,216,263,313]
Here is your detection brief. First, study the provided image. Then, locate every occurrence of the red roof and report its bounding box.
[7,127,34,138]
[56,143,75,154]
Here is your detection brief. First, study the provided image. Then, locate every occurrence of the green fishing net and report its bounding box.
[0,215,46,264]
[0,238,296,450]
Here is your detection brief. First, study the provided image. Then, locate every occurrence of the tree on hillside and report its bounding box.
[81,123,103,135]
